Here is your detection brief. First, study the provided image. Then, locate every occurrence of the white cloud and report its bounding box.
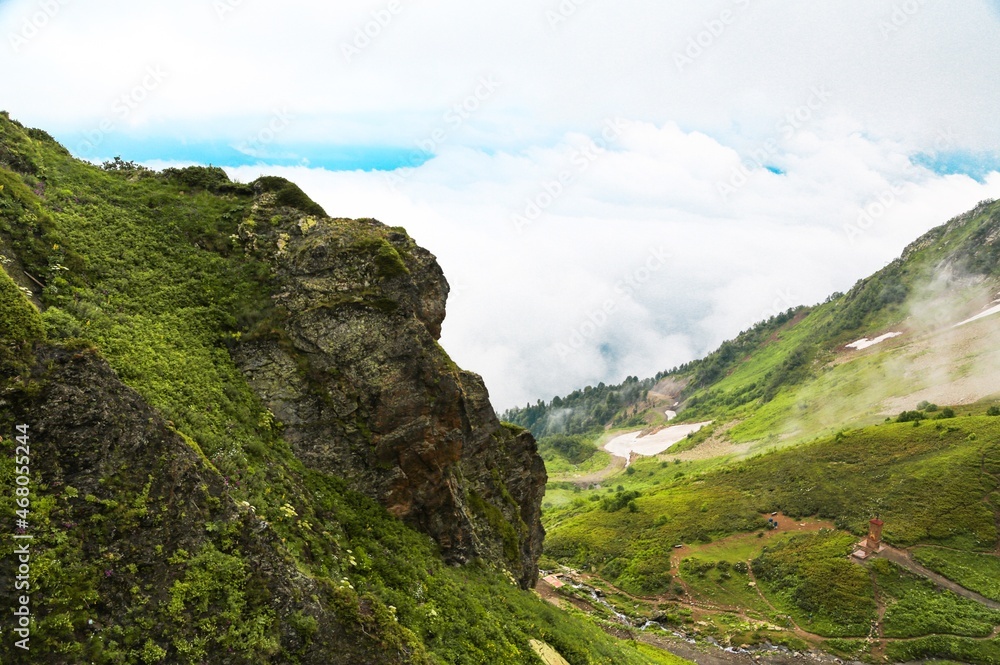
[225,120,1000,409]
[3,1,1000,151]
[3,0,1000,409]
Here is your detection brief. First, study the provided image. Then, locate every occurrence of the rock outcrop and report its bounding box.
[0,346,427,664]
[233,192,546,588]
[0,114,611,664]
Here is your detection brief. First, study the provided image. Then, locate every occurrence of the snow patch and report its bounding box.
[846,332,903,350]
[954,301,1000,328]
[605,421,711,462]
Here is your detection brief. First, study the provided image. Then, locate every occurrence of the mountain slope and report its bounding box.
[520,198,1000,662]
[508,197,1000,448]
[0,113,672,664]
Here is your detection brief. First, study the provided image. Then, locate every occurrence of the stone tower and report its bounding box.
[852,517,885,560]
[867,517,883,552]
[865,518,884,552]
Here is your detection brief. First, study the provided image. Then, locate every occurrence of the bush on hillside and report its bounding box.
[537,434,596,465]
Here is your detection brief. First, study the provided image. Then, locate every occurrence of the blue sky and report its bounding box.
[2,0,1000,408]
[68,134,430,172]
[914,151,1000,183]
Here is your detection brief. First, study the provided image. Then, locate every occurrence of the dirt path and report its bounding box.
[868,566,888,662]
[745,560,828,644]
[556,455,626,487]
[876,544,1000,609]
[545,549,832,645]
[542,544,1000,665]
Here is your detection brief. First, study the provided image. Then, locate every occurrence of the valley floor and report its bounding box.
[537,522,1000,665]
[523,201,1000,665]
[539,412,1000,664]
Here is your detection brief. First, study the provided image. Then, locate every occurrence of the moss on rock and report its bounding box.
[0,265,44,368]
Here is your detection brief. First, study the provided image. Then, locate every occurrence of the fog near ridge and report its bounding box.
[223,124,1000,410]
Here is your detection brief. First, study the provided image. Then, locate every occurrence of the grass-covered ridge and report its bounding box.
[0,262,43,368]
[0,113,674,664]
[547,417,1000,568]
[507,198,1000,448]
[514,192,1000,660]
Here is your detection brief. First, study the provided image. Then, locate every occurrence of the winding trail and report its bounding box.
[875,544,1000,610]
[559,455,626,487]
[537,538,1000,665]
[745,560,828,643]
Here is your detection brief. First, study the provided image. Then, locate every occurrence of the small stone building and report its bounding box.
[852,518,884,560]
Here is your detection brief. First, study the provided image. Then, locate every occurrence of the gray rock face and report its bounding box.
[233,203,546,588]
[1,346,419,664]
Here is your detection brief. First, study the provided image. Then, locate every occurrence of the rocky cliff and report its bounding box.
[0,114,582,664]
[2,344,428,664]
[232,183,546,587]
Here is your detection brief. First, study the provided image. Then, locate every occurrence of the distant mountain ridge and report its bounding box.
[534,199,1000,662]
[506,197,1000,442]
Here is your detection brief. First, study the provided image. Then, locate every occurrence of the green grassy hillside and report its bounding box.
[508,198,1000,447]
[524,197,1000,663]
[539,402,1000,660]
[0,113,677,664]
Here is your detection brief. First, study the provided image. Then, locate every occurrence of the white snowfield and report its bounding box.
[954,302,1000,328]
[664,409,677,421]
[604,421,712,462]
[846,332,903,350]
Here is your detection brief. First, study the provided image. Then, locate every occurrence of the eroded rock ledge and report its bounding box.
[233,194,546,588]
